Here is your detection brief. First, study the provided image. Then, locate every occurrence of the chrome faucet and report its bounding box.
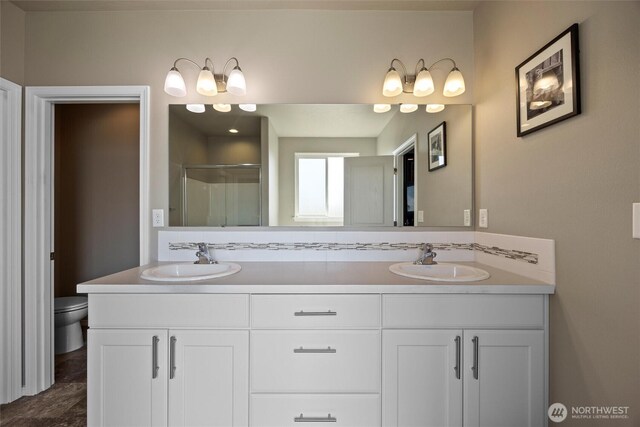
[414,243,437,265]
[194,242,217,264]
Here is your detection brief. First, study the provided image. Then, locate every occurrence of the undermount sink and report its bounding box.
[140,262,241,282]
[389,262,490,282]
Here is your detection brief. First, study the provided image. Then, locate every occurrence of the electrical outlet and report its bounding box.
[417,210,424,223]
[464,209,471,227]
[152,209,164,227]
[633,203,640,239]
[479,209,488,228]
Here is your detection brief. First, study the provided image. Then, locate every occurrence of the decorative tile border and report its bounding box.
[168,241,538,264]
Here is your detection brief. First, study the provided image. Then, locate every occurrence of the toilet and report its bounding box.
[54,296,88,354]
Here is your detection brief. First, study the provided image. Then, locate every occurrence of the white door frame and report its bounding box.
[393,133,418,227]
[0,78,23,404]
[24,86,150,394]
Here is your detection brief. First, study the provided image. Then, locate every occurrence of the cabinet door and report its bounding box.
[463,330,544,427]
[88,329,168,427]
[168,330,249,427]
[383,330,463,427]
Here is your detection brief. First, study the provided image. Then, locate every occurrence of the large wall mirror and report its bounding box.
[169,104,472,228]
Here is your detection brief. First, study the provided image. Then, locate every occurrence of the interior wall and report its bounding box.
[268,120,280,226]
[278,137,377,226]
[0,1,25,84]
[206,135,261,165]
[474,2,640,424]
[22,9,474,257]
[377,106,473,226]
[54,104,140,297]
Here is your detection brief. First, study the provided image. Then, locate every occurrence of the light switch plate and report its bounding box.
[417,210,424,223]
[479,209,488,228]
[633,203,640,239]
[152,209,164,227]
[464,209,471,227]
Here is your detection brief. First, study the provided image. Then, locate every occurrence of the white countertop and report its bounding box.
[77,261,555,294]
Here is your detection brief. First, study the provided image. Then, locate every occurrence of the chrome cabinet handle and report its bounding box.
[152,336,159,379]
[170,336,177,379]
[294,310,337,316]
[454,336,461,380]
[293,346,336,354]
[294,413,337,423]
[471,336,479,380]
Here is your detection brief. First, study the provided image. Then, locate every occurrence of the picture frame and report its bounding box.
[427,121,446,171]
[515,23,581,137]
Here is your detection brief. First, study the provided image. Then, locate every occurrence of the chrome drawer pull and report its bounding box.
[472,336,479,380]
[293,346,336,354]
[294,413,337,423]
[169,336,177,379]
[151,336,159,379]
[294,310,337,316]
[454,335,461,380]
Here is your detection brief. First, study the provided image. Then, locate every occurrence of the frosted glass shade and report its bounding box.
[164,68,187,97]
[186,104,205,113]
[226,68,247,96]
[443,68,466,97]
[196,68,218,96]
[213,103,232,113]
[239,104,257,112]
[400,103,418,113]
[413,69,435,97]
[383,69,403,97]
[373,104,391,113]
[426,104,445,113]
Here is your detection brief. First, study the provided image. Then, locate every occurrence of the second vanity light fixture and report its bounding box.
[164,57,247,97]
[382,58,466,98]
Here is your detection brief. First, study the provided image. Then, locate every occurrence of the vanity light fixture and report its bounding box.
[212,103,232,113]
[399,103,418,113]
[164,57,247,97]
[186,104,205,113]
[238,104,257,112]
[373,104,391,113]
[426,104,445,113]
[383,58,465,98]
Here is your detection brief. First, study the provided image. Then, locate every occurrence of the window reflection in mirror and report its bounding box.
[168,104,472,228]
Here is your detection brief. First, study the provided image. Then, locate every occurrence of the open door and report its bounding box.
[344,156,395,226]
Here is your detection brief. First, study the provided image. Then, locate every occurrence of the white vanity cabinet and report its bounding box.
[382,295,546,427]
[87,295,250,427]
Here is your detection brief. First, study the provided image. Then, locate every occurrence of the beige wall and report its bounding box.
[377,105,473,227]
[206,135,261,165]
[278,137,377,226]
[268,119,280,225]
[474,2,640,424]
[0,1,25,84]
[21,9,474,254]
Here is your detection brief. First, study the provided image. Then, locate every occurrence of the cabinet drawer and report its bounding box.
[251,331,380,393]
[89,294,249,328]
[383,295,544,329]
[251,295,380,328]
[251,394,380,427]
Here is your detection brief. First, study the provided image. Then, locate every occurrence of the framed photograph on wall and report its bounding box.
[427,121,446,171]
[515,23,581,136]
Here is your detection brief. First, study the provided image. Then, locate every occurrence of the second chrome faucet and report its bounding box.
[414,243,437,265]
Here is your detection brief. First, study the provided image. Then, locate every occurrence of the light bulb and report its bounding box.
[373,104,391,113]
[443,68,466,97]
[426,104,445,113]
[226,67,247,95]
[413,69,435,97]
[239,104,257,112]
[400,103,418,113]
[196,68,218,96]
[212,104,231,113]
[186,104,205,113]
[382,68,403,97]
[229,128,239,134]
[164,67,186,97]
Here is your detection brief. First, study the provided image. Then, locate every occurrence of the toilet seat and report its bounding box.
[54,296,88,314]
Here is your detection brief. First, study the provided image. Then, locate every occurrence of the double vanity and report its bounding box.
[79,255,554,427]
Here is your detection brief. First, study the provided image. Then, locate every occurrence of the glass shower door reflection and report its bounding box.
[183,165,261,226]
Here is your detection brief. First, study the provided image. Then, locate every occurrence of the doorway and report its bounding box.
[401,149,415,226]
[393,134,418,227]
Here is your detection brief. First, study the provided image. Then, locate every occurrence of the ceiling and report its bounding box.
[11,0,479,12]
[169,104,399,138]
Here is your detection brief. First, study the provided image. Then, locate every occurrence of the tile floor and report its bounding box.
[0,346,87,426]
